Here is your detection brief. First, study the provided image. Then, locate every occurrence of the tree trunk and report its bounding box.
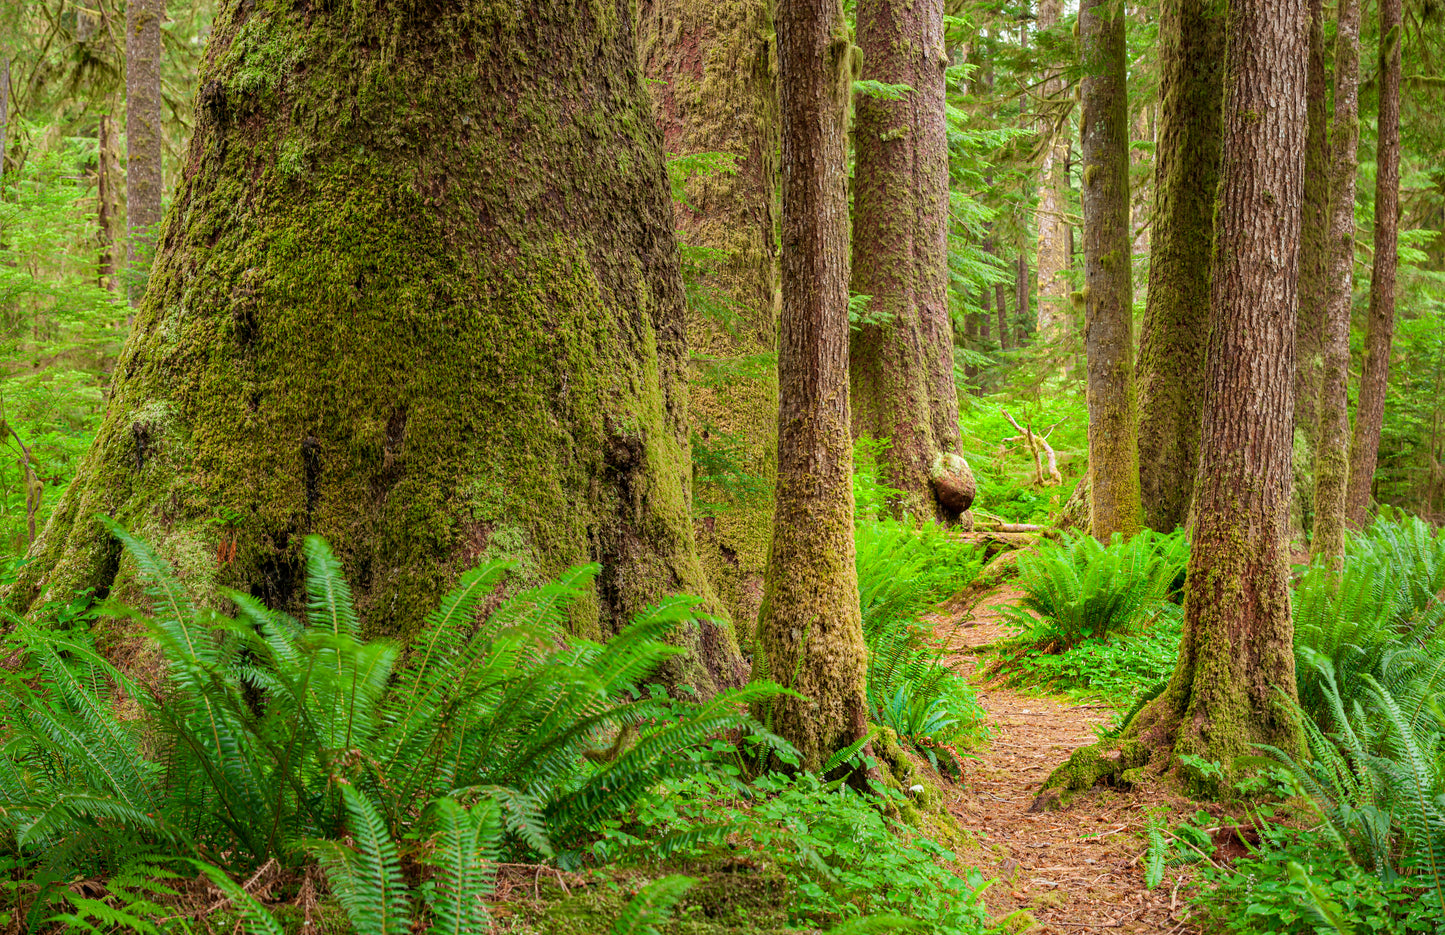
[1130,0,1307,773]
[995,279,1010,350]
[1015,252,1030,346]
[1080,0,1141,540]
[1292,0,1329,540]
[1034,0,1072,346]
[8,0,745,694]
[0,54,9,193]
[1346,0,1402,527]
[1312,0,1362,564]
[1134,0,1224,532]
[638,0,779,641]
[850,0,964,522]
[98,113,119,291]
[979,278,993,345]
[125,0,164,307]
[754,0,870,771]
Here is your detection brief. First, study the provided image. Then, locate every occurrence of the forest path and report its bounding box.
[935,587,1202,934]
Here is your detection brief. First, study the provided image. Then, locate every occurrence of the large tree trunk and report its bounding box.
[8,0,745,694]
[754,0,870,771]
[638,0,779,641]
[1292,0,1329,539]
[1346,0,1402,527]
[1080,0,1141,540]
[850,0,965,522]
[1312,0,1362,564]
[1134,0,1224,532]
[1130,0,1307,772]
[1034,0,1072,347]
[125,0,164,307]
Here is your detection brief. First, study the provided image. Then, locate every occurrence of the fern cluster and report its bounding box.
[1002,528,1188,651]
[0,520,788,927]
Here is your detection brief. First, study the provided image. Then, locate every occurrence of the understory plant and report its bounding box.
[0,520,789,927]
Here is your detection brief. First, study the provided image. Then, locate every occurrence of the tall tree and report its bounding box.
[754,0,871,770]
[1015,252,1030,345]
[851,0,968,522]
[1080,0,1141,539]
[98,112,119,290]
[8,0,745,693]
[1130,0,1307,770]
[1293,0,1330,537]
[1346,0,1403,526]
[638,0,780,638]
[995,278,1010,350]
[1134,0,1224,532]
[124,0,164,307]
[1034,0,1073,345]
[1313,0,1363,562]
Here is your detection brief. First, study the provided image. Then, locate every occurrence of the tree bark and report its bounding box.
[0,54,9,193]
[1034,0,1072,346]
[1292,0,1329,539]
[1130,0,1307,772]
[1015,252,1030,347]
[754,0,871,771]
[1134,0,1224,532]
[125,0,164,307]
[8,0,745,694]
[979,278,993,345]
[850,0,965,522]
[995,279,1010,350]
[1312,0,1362,564]
[638,0,780,641]
[1080,0,1141,540]
[98,113,119,291]
[1346,0,1402,527]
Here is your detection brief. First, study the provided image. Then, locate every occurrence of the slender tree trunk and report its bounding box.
[1134,0,1224,532]
[8,0,745,693]
[1034,0,1072,346]
[1346,0,1402,527]
[1130,0,1307,773]
[964,306,979,385]
[1015,252,1030,346]
[995,279,1010,350]
[638,0,779,640]
[98,113,119,291]
[1292,0,1329,541]
[754,0,871,771]
[1312,0,1362,563]
[1080,0,1141,540]
[125,0,164,307]
[980,278,993,345]
[0,53,9,193]
[850,0,967,523]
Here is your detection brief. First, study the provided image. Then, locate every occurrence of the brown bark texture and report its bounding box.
[1346,0,1402,528]
[125,0,164,307]
[1015,252,1030,346]
[753,0,871,771]
[98,113,119,290]
[850,0,966,522]
[1293,0,1329,529]
[1034,0,1072,345]
[1312,0,1362,563]
[638,0,780,640]
[1130,0,1307,771]
[995,279,1010,350]
[8,0,745,694]
[1134,0,1224,532]
[1080,0,1141,540]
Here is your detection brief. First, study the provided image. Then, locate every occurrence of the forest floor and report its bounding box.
[937,587,1209,934]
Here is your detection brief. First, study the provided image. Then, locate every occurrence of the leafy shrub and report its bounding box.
[995,603,1182,705]
[852,436,907,521]
[0,521,787,886]
[855,519,987,769]
[1001,528,1188,651]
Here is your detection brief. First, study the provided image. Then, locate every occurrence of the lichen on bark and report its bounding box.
[8,0,744,694]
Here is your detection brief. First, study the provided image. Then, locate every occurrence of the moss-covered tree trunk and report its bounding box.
[98,113,119,291]
[1313,0,1362,564]
[125,0,164,306]
[1080,0,1141,540]
[1015,252,1030,346]
[638,0,780,641]
[1129,0,1307,775]
[1292,0,1329,539]
[1346,0,1402,527]
[753,0,871,772]
[850,0,969,523]
[8,0,745,694]
[1034,0,1072,348]
[1134,0,1224,532]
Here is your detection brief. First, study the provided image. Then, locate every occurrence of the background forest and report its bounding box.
[2,0,1445,933]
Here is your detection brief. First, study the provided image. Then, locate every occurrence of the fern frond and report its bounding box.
[609,875,697,935]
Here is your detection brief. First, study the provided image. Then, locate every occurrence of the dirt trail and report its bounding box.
[937,588,1202,934]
